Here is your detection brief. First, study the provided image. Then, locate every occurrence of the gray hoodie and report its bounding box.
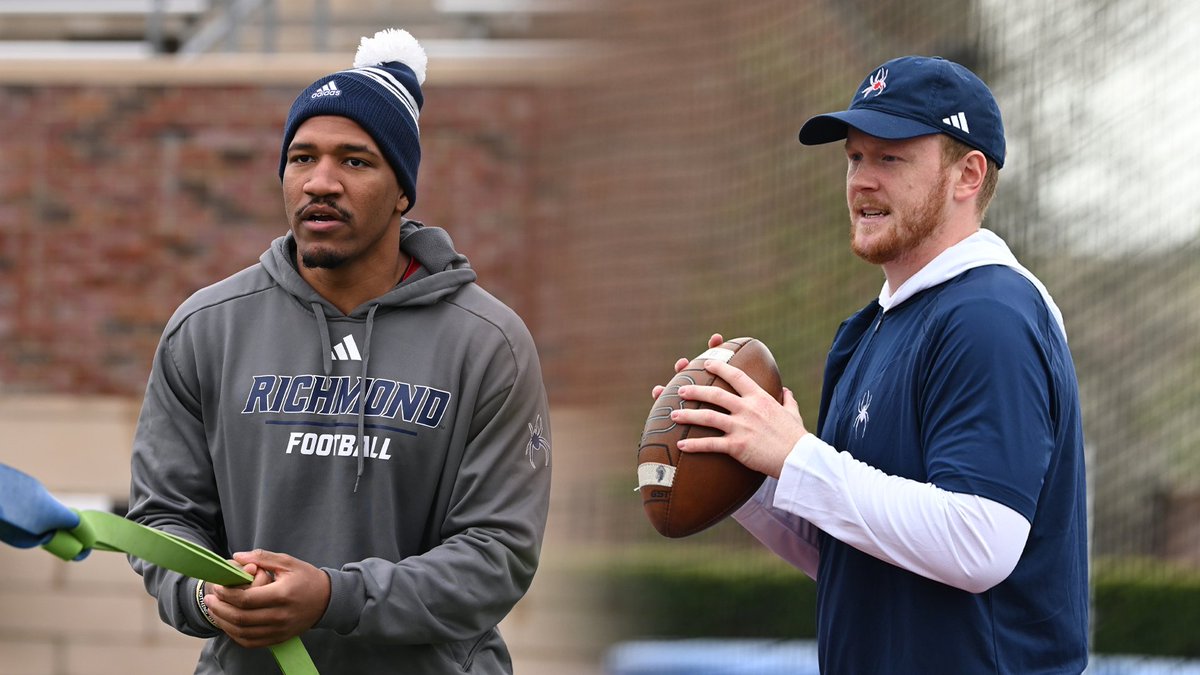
[128,220,552,674]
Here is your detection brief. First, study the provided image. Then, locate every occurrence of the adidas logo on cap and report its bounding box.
[311,80,342,99]
[942,111,970,133]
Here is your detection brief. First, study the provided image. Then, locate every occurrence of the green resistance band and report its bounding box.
[42,509,318,675]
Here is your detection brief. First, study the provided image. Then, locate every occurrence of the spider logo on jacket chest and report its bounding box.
[852,391,872,438]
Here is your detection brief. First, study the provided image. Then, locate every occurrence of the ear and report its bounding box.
[396,193,410,214]
[953,150,988,205]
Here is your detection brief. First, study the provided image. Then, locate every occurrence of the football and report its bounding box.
[638,337,783,538]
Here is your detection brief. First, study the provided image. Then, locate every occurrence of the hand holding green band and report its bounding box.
[42,510,254,584]
[41,509,317,675]
[0,464,316,675]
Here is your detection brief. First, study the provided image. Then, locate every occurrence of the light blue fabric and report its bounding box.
[0,463,81,548]
[606,640,1200,675]
[0,463,89,560]
[606,640,820,675]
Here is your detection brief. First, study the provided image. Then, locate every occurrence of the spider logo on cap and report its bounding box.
[860,68,888,98]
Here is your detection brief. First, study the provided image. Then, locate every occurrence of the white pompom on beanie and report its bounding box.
[279,28,427,214]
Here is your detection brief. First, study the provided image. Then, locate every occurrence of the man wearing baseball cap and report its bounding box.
[668,56,1088,672]
[126,28,552,674]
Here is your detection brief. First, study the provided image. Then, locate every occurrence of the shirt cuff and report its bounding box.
[772,433,826,513]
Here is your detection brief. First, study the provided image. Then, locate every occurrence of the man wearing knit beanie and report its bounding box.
[127,28,552,675]
[279,28,425,216]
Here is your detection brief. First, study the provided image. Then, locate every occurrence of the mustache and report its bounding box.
[851,197,889,211]
[295,199,352,221]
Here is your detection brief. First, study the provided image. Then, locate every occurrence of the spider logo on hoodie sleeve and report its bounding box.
[525,415,551,469]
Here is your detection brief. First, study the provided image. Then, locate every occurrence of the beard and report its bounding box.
[294,199,355,269]
[299,247,347,269]
[850,171,949,265]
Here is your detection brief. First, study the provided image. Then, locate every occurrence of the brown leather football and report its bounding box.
[638,337,783,538]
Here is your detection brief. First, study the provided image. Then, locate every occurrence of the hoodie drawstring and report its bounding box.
[311,301,376,492]
[353,304,378,493]
[312,303,334,377]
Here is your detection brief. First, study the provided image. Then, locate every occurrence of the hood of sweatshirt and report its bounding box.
[878,228,1067,341]
[260,219,477,317]
[258,219,478,490]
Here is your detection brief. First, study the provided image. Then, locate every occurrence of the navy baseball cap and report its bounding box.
[798,56,1005,168]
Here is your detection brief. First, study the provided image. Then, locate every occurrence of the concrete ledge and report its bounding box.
[0,395,139,496]
[0,588,147,639]
[0,545,57,588]
[0,0,207,13]
[66,641,201,675]
[0,639,56,675]
[0,39,606,86]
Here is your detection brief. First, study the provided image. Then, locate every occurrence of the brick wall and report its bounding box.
[0,79,566,397]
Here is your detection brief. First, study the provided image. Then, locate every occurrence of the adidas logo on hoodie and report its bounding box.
[331,335,361,361]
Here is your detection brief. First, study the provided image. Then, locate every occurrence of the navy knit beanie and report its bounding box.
[279,28,426,214]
